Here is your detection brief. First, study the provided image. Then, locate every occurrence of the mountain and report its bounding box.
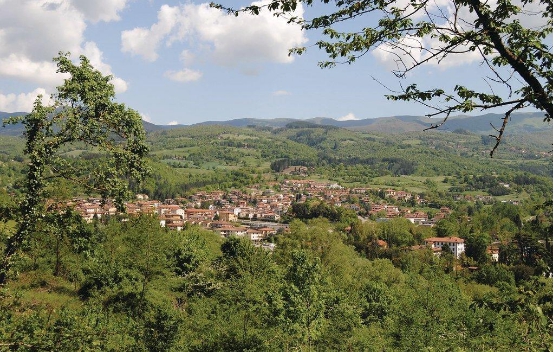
[0,111,27,136]
[193,111,550,135]
[1,111,551,136]
[0,112,184,137]
[193,117,299,128]
[142,120,171,133]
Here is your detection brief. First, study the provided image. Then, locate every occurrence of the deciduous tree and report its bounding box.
[0,53,149,284]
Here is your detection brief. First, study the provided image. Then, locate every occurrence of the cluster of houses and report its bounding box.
[70,180,434,236]
[68,179,514,260]
[73,180,451,228]
[73,198,286,242]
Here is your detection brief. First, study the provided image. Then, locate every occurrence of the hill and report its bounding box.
[0,111,550,201]
[136,122,552,200]
[1,111,551,137]
[0,111,27,136]
[193,111,551,135]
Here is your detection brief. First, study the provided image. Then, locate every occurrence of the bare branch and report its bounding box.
[489,100,526,157]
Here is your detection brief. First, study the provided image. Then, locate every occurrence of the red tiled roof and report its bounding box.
[424,236,464,244]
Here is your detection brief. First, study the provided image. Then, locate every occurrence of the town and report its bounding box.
[71,178,515,260]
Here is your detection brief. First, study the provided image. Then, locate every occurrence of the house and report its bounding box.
[486,245,500,262]
[213,226,248,238]
[404,211,428,225]
[138,201,160,215]
[185,208,216,222]
[395,191,412,201]
[256,227,277,237]
[245,229,264,241]
[160,213,185,231]
[210,221,233,229]
[165,220,185,231]
[261,212,280,221]
[375,239,388,249]
[218,210,237,222]
[76,202,104,222]
[238,208,255,219]
[158,205,184,218]
[432,212,447,221]
[424,237,465,258]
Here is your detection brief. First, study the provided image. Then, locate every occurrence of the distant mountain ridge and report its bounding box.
[194,112,551,135]
[1,111,550,136]
[0,111,27,136]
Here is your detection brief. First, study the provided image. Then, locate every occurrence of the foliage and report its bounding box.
[0,53,149,284]
[0,206,552,350]
[287,199,357,226]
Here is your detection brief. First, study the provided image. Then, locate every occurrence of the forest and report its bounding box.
[0,117,552,350]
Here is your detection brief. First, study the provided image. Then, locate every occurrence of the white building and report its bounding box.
[424,237,465,258]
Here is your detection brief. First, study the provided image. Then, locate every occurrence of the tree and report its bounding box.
[216,237,281,347]
[213,0,552,155]
[277,250,326,350]
[0,52,149,284]
[465,231,491,263]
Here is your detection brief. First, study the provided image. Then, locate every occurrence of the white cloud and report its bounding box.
[121,4,181,62]
[163,49,203,83]
[388,0,451,20]
[0,88,50,112]
[70,0,129,23]
[164,68,203,82]
[179,50,196,66]
[0,54,65,86]
[0,0,128,99]
[273,90,291,96]
[81,42,129,92]
[372,30,482,71]
[0,1,84,62]
[191,1,308,67]
[167,121,179,125]
[337,113,358,121]
[141,113,152,122]
[121,1,308,73]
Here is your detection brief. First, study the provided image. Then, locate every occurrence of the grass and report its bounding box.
[402,139,422,145]
[459,281,498,300]
[10,270,82,310]
[62,150,86,157]
[219,133,260,140]
[366,175,451,191]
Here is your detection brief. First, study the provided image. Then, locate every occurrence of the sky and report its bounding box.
[0,0,546,126]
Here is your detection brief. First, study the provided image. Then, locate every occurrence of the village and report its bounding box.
[75,180,438,228]
[67,179,509,260]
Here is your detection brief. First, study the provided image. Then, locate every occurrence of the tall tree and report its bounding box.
[213,0,552,155]
[278,250,326,350]
[0,53,149,284]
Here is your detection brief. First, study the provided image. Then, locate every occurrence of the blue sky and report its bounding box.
[0,0,545,125]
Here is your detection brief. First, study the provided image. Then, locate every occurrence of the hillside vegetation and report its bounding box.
[0,121,551,351]
[1,122,551,202]
[135,124,552,200]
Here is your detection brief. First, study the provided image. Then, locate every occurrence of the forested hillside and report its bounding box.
[192,111,550,135]
[134,123,552,200]
[0,120,552,350]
